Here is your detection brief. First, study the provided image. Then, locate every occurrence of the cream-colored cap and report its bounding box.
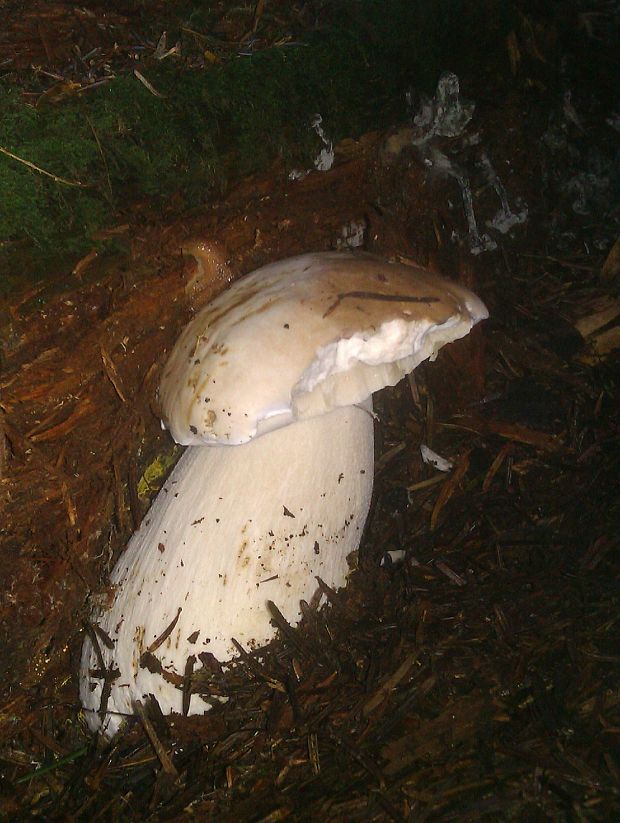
[158,251,488,445]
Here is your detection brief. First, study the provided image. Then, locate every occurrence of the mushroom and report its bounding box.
[79,250,488,737]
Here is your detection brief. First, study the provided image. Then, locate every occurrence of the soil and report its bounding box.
[1,3,619,820]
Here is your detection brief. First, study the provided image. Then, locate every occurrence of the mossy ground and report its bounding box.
[0,0,526,288]
[5,0,614,292]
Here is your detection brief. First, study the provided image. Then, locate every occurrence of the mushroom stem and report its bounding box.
[80,403,374,737]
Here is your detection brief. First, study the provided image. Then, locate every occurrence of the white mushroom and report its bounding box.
[79,250,488,737]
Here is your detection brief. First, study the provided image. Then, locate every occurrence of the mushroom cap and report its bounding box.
[158,251,488,446]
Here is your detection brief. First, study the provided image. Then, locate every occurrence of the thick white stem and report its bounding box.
[80,403,374,737]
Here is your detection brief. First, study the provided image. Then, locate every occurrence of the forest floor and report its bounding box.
[1,2,619,820]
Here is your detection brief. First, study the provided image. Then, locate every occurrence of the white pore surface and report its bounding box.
[80,403,374,737]
[158,251,488,446]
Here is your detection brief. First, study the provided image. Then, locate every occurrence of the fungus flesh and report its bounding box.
[80,250,488,737]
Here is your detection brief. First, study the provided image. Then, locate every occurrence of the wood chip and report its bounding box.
[430,449,470,531]
[100,344,127,403]
[446,417,563,452]
[132,699,178,778]
[146,607,182,654]
[363,652,418,717]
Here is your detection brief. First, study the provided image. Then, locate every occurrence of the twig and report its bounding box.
[307,732,320,775]
[0,409,7,479]
[362,652,419,717]
[132,700,179,778]
[72,248,99,278]
[100,345,127,403]
[28,396,95,443]
[267,600,304,650]
[86,113,113,201]
[519,253,595,272]
[230,638,286,691]
[430,449,470,531]
[147,607,182,654]
[407,474,446,492]
[375,441,406,474]
[84,622,120,722]
[112,451,127,532]
[435,559,467,586]
[0,144,85,187]
[133,69,164,97]
[182,655,196,716]
[482,442,514,492]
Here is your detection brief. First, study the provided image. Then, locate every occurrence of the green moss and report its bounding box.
[137,447,183,503]
[0,0,521,285]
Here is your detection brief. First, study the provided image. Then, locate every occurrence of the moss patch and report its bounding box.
[0,0,525,283]
[137,447,183,503]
